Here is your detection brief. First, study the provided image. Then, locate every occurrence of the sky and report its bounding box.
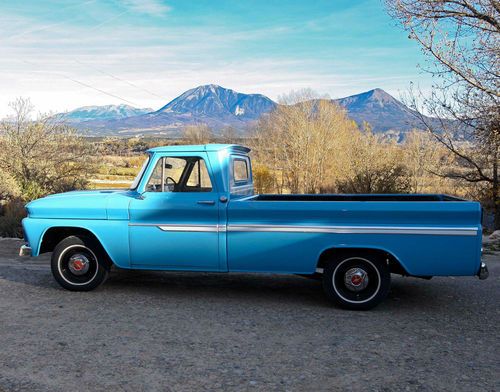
[0,0,433,117]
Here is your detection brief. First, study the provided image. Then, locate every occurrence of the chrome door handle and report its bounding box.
[197,200,216,205]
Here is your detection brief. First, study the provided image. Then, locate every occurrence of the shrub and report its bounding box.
[0,97,94,201]
[0,169,21,200]
[335,165,412,194]
[253,164,276,194]
[0,199,26,238]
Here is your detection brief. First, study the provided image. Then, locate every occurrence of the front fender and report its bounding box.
[22,218,130,268]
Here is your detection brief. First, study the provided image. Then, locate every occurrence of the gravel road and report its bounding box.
[0,238,499,392]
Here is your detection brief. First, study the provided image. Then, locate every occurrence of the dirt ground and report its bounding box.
[0,238,498,392]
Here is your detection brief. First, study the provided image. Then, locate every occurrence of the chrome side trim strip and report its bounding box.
[129,223,478,236]
[129,223,220,232]
[226,224,478,236]
[158,225,219,232]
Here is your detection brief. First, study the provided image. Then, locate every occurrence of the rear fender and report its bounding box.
[316,244,409,275]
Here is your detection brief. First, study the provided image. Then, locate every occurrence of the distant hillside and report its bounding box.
[55,85,439,137]
[57,104,152,123]
[68,85,276,136]
[333,88,423,132]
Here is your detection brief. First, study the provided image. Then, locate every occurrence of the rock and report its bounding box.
[489,230,500,240]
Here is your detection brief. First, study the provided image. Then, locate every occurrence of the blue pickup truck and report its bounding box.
[20,144,488,309]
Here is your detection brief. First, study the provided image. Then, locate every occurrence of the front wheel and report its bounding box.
[51,236,109,291]
[322,252,390,310]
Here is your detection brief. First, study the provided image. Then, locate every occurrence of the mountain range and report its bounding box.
[58,104,153,123]
[57,84,429,137]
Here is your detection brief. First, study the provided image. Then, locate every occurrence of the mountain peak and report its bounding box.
[335,88,402,107]
[200,83,223,90]
[333,88,419,132]
[344,88,397,103]
[369,88,397,101]
[156,84,276,119]
[187,84,225,94]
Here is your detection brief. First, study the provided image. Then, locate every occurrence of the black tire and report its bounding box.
[322,252,390,310]
[51,235,110,291]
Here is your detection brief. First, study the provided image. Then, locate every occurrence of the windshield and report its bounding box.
[130,154,151,190]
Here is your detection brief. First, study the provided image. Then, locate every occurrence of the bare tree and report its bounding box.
[183,124,214,145]
[386,0,499,97]
[218,126,239,143]
[252,90,359,194]
[335,126,412,194]
[386,0,500,229]
[0,98,93,200]
[403,129,448,193]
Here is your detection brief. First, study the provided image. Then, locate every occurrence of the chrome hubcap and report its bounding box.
[344,267,369,292]
[68,254,90,275]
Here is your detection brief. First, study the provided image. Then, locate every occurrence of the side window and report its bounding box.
[233,158,249,184]
[146,156,212,192]
[186,159,212,191]
[146,158,165,192]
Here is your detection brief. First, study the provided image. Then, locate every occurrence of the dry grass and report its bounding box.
[91,154,144,188]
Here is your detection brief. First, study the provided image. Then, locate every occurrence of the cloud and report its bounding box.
[122,0,171,16]
[0,0,433,117]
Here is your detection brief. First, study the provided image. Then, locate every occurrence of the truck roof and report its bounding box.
[147,144,251,154]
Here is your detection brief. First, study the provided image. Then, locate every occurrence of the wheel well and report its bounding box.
[40,227,101,254]
[317,247,409,276]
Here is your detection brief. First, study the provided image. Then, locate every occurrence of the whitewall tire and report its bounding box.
[51,236,110,291]
[322,252,391,310]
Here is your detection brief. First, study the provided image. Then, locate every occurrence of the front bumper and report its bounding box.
[19,244,32,257]
[478,261,489,280]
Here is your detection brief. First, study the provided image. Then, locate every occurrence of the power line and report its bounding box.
[73,58,165,100]
[84,9,130,33]
[23,60,140,106]
[61,75,140,107]
[10,5,158,108]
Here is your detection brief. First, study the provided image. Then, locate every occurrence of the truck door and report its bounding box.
[128,153,224,271]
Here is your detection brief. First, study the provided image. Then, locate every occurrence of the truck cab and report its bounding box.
[127,144,252,271]
[20,144,487,310]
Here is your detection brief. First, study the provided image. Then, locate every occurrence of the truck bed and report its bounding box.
[228,193,482,277]
[252,194,465,202]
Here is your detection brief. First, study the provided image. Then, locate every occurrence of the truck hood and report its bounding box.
[26,189,136,220]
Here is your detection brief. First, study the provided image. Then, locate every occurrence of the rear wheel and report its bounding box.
[322,252,390,310]
[51,236,109,291]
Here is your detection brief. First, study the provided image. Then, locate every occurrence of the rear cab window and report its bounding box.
[230,155,253,195]
[233,158,249,183]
